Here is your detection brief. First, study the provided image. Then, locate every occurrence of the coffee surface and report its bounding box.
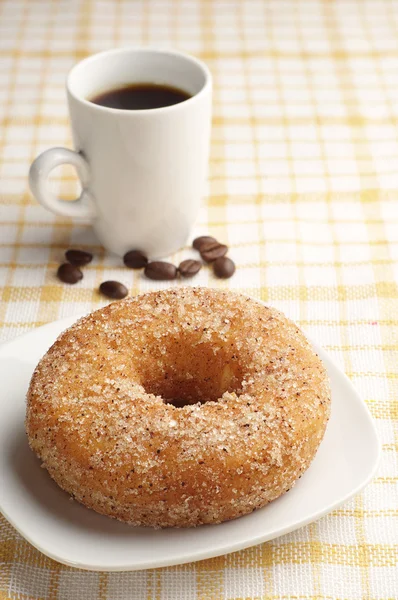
[90,83,191,110]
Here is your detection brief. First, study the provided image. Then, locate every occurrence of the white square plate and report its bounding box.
[0,315,380,571]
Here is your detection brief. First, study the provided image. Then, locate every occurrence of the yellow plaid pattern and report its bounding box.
[1,0,398,598]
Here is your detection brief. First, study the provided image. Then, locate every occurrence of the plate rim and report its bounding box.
[0,313,382,571]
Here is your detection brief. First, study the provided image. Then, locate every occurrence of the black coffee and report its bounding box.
[90,83,191,110]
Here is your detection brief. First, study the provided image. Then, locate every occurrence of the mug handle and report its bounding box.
[29,147,97,220]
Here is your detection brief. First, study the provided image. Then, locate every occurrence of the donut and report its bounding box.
[26,288,331,528]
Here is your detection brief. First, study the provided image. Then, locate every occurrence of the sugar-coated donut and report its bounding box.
[26,288,330,528]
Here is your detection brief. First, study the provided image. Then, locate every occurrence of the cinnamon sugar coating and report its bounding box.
[26,288,331,528]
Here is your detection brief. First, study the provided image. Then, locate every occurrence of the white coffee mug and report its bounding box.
[29,48,212,258]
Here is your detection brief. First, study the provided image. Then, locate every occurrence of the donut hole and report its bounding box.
[141,340,244,407]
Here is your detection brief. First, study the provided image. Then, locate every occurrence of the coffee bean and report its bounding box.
[144,261,178,281]
[213,256,236,279]
[192,235,217,251]
[57,263,83,284]
[99,280,128,299]
[123,249,148,269]
[178,259,202,277]
[200,241,228,263]
[65,249,93,266]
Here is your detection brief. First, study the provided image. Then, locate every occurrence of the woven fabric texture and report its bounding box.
[0,0,398,598]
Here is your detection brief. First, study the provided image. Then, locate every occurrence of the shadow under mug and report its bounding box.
[29,48,212,258]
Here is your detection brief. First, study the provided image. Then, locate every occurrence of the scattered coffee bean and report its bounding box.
[144,261,178,281]
[178,259,202,277]
[57,263,83,284]
[192,235,217,251]
[123,249,148,269]
[99,280,128,299]
[200,240,228,263]
[213,256,236,279]
[65,249,93,266]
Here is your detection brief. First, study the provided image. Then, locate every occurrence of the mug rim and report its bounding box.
[67,47,212,115]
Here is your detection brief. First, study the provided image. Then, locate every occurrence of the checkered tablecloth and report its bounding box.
[1,0,398,598]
